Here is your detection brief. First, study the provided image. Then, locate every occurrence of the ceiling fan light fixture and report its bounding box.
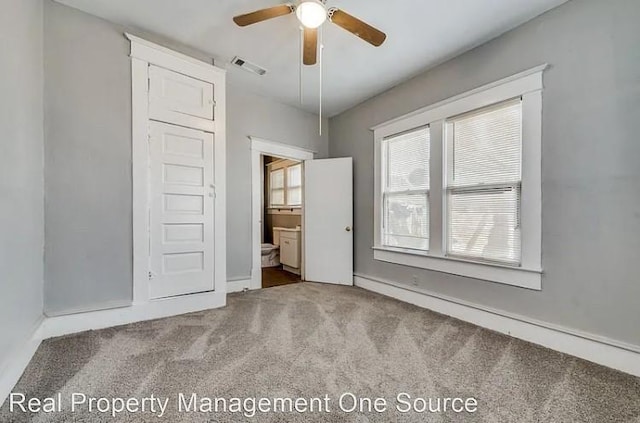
[295,0,327,29]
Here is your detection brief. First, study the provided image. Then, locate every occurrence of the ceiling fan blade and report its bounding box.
[329,9,386,47]
[233,4,293,27]
[303,28,318,65]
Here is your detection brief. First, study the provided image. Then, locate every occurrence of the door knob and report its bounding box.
[345,226,352,232]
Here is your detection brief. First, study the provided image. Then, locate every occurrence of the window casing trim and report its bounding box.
[267,160,303,209]
[372,65,546,290]
[372,248,542,290]
[370,64,548,133]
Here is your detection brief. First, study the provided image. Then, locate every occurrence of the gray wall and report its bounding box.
[42,1,328,313]
[227,85,328,279]
[329,0,640,346]
[0,0,44,365]
[44,0,132,315]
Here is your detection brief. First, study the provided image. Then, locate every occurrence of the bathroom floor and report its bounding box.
[262,266,301,289]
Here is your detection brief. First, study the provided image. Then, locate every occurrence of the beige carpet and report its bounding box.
[2,283,639,422]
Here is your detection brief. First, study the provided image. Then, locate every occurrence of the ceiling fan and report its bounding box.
[233,0,387,66]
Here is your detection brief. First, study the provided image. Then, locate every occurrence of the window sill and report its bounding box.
[372,246,541,290]
[267,207,302,215]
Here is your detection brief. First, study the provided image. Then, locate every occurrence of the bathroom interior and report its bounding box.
[261,155,303,288]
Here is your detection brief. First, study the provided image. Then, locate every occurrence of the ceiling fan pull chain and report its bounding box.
[299,26,304,105]
[319,25,323,136]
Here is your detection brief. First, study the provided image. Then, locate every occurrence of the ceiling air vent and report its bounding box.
[231,56,267,76]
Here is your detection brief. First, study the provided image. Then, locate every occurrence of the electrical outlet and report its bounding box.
[411,275,419,286]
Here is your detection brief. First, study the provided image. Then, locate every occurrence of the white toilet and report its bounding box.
[261,228,282,268]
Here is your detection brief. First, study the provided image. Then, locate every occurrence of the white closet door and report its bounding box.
[149,65,214,122]
[149,121,215,299]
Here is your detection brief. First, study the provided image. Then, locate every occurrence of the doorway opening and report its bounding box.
[261,155,303,289]
[250,137,315,291]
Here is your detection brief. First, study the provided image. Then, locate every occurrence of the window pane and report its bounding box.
[270,188,285,206]
[447,188,521,264]
[385,126,430,191]
[270,169,284,189]
[288,187,302,206]
[383,193,429,251]
[450,100,521,187]
[287,164,302,187]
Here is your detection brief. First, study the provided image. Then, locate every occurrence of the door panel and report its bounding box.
[149,121,214,299]
[149,65,214,121]
[280,237,299,268]
[304,158,353,285]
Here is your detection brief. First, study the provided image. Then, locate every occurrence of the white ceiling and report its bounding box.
[54,0,567,116]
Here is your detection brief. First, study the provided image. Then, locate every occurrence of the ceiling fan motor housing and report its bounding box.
[295,0,328,29]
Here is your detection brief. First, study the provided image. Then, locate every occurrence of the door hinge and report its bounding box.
[148,271,154,280]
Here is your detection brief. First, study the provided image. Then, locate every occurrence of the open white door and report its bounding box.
[149,121,215,299]
[304,158,353,285]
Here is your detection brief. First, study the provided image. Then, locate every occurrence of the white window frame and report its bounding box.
[286,163,303,207]
[380,126,431,252]
[444,99,523,266]
[269,168,286,207]
[267,160,303,209]
[372,65,546,290]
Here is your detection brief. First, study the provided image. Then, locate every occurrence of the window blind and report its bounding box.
[287,164,302,206]
[446,99,522,265]
[382,126,430,251]
[270,169,285,206]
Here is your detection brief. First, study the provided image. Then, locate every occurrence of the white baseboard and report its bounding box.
[227,278,251,293]
[40,291,226,340]
[0,316,44,408]
[251,267,262,291]
[2,289,228,407]
[354,274,640,377]
[45,299,133,317]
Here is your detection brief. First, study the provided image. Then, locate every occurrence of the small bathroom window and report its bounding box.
[269,168,285,207]
[287,164,302,206]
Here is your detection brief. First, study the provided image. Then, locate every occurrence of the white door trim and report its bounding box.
[128,34,227,305]
[126,33,225,84]
[250,136,315,290]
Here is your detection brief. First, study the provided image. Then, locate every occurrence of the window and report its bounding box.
[372,65,545,290]
[446,99,522,265]
[287,164,303,206]
[269,168,285,207]
[382,127,430,251]
[268,161,303,208]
